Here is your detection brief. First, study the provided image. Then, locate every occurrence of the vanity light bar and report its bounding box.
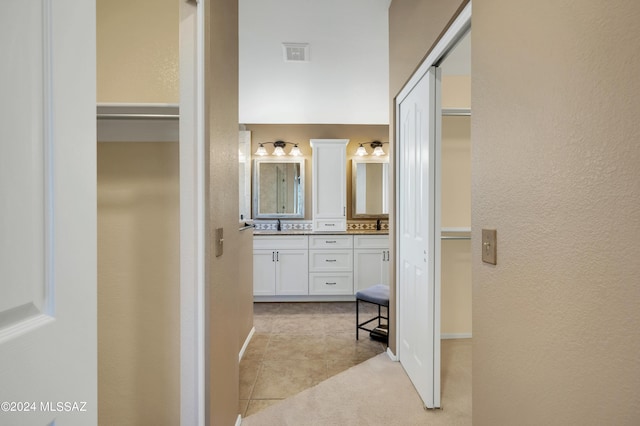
[356,141,388,156]
[254,140,302,156]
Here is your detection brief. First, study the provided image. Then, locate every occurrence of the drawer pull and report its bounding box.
[325,223,335,226]
[325,282,337,285]
[326,240,337,244]
[325,259,337,262]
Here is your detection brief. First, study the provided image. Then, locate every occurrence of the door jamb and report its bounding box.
[179,0,207,424]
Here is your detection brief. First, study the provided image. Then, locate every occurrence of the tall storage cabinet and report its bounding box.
[310,139,348,231]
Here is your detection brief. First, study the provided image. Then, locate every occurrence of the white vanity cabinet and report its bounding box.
[308,235,353,295]
[353,235,390,292]
[253,235,309,296]
[310,139,349,231]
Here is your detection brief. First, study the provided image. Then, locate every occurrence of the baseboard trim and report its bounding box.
[235,413,242,426]
[441,333,472,339]
[239,327,256,362]
[386,347,398,361]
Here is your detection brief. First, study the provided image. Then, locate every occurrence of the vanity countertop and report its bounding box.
[253,229,389,236]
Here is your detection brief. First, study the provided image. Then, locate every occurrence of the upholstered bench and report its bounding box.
[355,284,389,343]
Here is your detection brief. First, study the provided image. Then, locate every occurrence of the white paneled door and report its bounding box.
[0,1,96,425]
[397,67,441,408]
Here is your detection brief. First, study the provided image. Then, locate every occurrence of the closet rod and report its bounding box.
[441,236,471,240]
[97,113,179,120]
[442,108,471,116]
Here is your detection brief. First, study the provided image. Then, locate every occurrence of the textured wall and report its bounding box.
[97,0,178,103]
[473,0,640,423]
[388,0,468,353]
[96,1,180,424]
[205,0,242,424]
[97,142,180,426]
[441,116,471,335]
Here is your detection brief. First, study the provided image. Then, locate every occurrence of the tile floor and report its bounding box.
[239,302,388,417]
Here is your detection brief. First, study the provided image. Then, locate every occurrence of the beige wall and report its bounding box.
[97,142,180,426]
[97,1,181,425]
[473,0,640,424]
[97,0,178,103]
[441,116,471,335]
[442,75,471,109]
[245,124,389,221]
[205,0,242,424]
[388,0,468,353]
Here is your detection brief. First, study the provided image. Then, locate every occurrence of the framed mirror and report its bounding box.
[351,158,389,218]
[253,158,305,218]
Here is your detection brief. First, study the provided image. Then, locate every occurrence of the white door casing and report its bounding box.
[179,0,207,424]
[0,0,96,425]
[396,67,441,409]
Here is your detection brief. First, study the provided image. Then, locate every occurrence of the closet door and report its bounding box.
[0,1,97,424]
[396,66,441,409]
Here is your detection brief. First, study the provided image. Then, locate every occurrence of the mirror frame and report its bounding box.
[253,158,305,219]
[351,157,389,219]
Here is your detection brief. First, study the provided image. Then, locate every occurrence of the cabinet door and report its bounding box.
[380,250,390,286]
[275,249,309,295]
[311,139,348,231]
[253,250,276,295]
[354,249,386,292]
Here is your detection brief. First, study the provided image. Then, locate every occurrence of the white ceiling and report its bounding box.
[239,0,391,125]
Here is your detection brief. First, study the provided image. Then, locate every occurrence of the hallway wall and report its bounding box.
[472,0,640,423]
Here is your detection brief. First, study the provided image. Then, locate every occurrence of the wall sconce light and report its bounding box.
[355,141,388,157]
[255,140,302,157]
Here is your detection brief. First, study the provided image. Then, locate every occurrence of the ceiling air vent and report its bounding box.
[282,43,309,62]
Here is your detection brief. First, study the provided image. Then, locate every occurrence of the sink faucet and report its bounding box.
[376,218,381,231]
[276,219,281,231]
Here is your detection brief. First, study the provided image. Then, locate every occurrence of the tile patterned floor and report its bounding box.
[239,302,388,417]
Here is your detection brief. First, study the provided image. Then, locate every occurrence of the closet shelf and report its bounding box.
[97,103,179,142]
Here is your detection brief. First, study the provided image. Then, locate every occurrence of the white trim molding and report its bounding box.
[386,347,398,361]
[239,327,256,362]
[442,333,472,340]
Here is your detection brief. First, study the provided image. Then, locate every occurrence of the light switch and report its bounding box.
[482,229,497,265]
[215,227,224,257]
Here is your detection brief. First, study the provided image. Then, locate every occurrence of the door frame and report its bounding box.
[393,1,471,409]
[179,0,207,425]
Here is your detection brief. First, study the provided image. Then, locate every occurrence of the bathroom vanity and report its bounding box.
[253,231,389,301]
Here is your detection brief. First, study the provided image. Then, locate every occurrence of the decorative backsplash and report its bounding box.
[253,219,388,231]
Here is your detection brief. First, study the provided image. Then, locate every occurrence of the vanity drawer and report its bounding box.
[353,235,389,249]
[309,273,353,295]
[314,219,346,232]
[309,235,352,249]
[309,250,353,272]
[253,235,308,250]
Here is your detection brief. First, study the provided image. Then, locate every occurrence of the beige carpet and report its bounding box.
[241,341,471,426]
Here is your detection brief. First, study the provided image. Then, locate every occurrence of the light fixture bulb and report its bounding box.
[356,144,368,156]
[373,146,385,156]
[273,146,286,156]
[255,144,268,156]
[289,145,302,156]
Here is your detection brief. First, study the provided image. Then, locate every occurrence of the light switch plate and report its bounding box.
[482,229,497,265]
[215,227,223,257]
